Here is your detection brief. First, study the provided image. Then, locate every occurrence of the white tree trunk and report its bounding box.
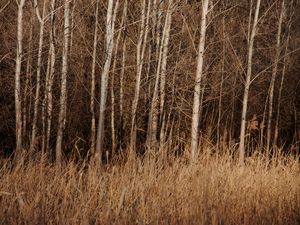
[217,17,225,147]
[266,0,285,152]
[130,0,150,151]
[238,0,261,164]
[95,0,119,163]
[147,0,173,149]
[23,8,33,142]
[274,4,290,146]
[90,0,99,155]
[42,51,51,154]
[191,0,209,160]
[15,0,26,154]
[30,0,46,152]
[110,1,127,155]
[119,0,128,150]
[45,0,56,153]
[159,0,173,147]
[56,0,70,165]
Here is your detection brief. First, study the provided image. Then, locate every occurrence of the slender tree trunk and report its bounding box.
[110,0,127,155]
[130,0,150,151]
[274,7,291,146]
[119,0,128,150]
[260,93,269,147]
[191,0,209,160]
[42,52,51,154]
[69,0,75,54]
[159,0,173,147]
[95,0,119,163]
[147,0,173,149]
[266,0,285,152]
[162,40,182,148]
[23,7,33,142]
[119,10,127,151]
[30,0,46,152]
[217,17,225,147]
[56,0,70,165]
[238,0,261,164]
[90,0,99,156]
[15,0,26,154]
[45,0,56,153]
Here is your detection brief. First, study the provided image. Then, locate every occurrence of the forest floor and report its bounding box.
[0,147,299,225]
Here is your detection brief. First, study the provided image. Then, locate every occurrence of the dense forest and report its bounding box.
[0,0,299,161]
[1,1,300,224]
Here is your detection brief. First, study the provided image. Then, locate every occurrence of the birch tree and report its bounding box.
[266,0,285,152]
[23,5,33,142]
[110,0,127,154]
[238,0,261,164]
[90,0,99,155]
[147,0,173,149]
[119,0,127,152]
[30,0,47,152]
[95,0,119,163]
[45,0,56,153]
[130,0,150,151]
[15,0,26,154]
[56,0,70,165]
[274,1,291,146]
[191,0,209,160]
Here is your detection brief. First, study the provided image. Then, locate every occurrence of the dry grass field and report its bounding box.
[0,146,299,225]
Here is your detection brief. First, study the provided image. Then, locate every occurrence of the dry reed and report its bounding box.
[0,147,299,225]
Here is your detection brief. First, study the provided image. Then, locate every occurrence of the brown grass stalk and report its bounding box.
[0,147,299,225]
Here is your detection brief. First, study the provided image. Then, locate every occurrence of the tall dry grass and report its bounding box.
[0,147,299,225]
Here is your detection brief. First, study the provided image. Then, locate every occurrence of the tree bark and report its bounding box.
[147,0,173,150]
[95,0,119,163]
[30,0,46,152]
[238,0,261,164]
[56,0,70,165]
[90,0,99,156]
[15,0,26,154]
[130,0,150,151]
[191,0,209,160]
[266,0,285,152]
[45,0,56,153]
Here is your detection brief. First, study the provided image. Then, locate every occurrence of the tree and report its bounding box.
[95,0,119,163]
[238,0,261,164]
[90,0,100,155]
[56,0,70,165]
[30,0,47,152]
[191,0,210,160]
[130,0,150,151]
[266,0,285,152]
[15,0,26,154]
[147,0,174,149]
[45,0,56,153]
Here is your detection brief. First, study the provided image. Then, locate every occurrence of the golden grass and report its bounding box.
[0,149,299,225]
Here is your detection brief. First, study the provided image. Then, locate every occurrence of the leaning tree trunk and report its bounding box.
[266,0,285,152]
[56,0,70,166]
[15,0,26,155]
[238,0,261,164]
[95,0,119,164]
[191,0,209,160]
